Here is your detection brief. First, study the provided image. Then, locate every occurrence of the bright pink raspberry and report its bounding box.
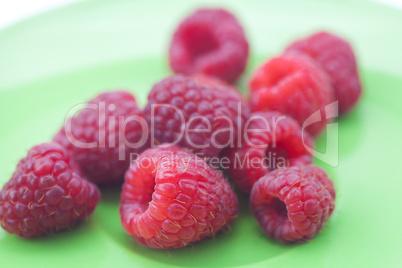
[54,91,149,185]
[285,31,362,115]
[120,144,238,249]
[0,142,100,237]
[223,111,314,193]
[169,8,249,84]
[249,53,335,137]
[250,166,336,243]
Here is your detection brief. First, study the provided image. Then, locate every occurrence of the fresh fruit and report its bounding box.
[250,165,335,243]
[285,31,362,115]
[169,8,249,83]
[54,90,148,185]
[120,144,238,249]
[144,75,250,160]
[223,111,314,193]
[0,142,100,237]
[249,53,334,137]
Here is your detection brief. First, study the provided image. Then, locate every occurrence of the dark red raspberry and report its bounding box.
[144,75,250,160]
[250,166,335,243]
[0,142,100,238]
[285,31,362,115]
[169,8,249,84]
[120,144,238,249]
[223,111,314,193]
[249,53,334,137]
[54,91,149,185]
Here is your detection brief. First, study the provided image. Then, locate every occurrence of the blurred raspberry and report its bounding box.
[54,91,148,185]
[249,53,334,137]
[285,31,362,115]
[169,8,249,83]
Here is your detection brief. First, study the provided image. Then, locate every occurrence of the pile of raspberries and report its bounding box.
[0,8,361,248]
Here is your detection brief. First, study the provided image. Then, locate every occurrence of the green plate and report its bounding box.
[1,0,401,267]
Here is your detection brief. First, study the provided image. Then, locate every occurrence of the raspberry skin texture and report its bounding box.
[169,8,249,84]
[0,142,100,238]
[54,90,149,185]
[250,166,335,243]
[223,111,314,193]
[249,53,334,137]
[144,75,250,160]
[120,144,238,249]
[285,31,362,115]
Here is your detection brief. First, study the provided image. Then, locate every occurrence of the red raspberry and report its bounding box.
[285,31,362,115]
[223,111,314,193]
[54,91,149,185]
[192,73,235,89]
[0,142,100,238]
[169,8,249,84]
[120,144,238,249]
[250,166,335,243]
[249,53,334,137]
[144,75,250,160]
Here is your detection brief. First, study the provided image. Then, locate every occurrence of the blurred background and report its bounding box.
[1,0,401,98]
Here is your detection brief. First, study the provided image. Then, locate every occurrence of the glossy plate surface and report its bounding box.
[0,0,401,267]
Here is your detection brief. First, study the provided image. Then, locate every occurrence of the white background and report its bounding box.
[0,0,401,30]
[0,0,78,30]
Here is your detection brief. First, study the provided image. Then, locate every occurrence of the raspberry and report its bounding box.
[0,142,100,238]
[250,166,335,243]
[54,91,149,185]
[169,8,249,84]
[120,144,238,249]
[144,75,250,160]
[249,53,334,137]
[223,111,314,193]
[192,73,235,89]
[285,31,362,115]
